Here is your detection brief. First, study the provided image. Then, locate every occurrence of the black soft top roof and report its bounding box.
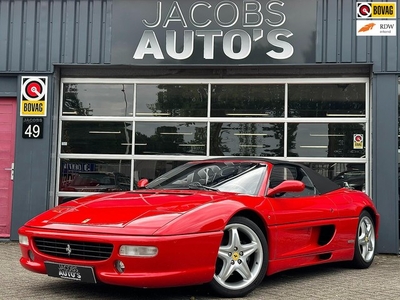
[201,157,341,195]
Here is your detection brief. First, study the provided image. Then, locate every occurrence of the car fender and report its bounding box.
[153,200,247,235]
[329,189,379,217]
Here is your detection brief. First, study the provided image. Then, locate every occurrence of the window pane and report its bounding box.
[210,122,284,156]
[59,159,131,203]
[135,122,207,155]
[211,84,284,117]
[304,162,365,191]
[134,160,188,182]
[61,121,133,154]
[136,84,208,117]
[288,84,366,117]
[288,123,365,157]
[269,165,317,197]
[63,83,133,116]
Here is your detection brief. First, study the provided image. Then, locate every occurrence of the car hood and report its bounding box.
[24,190,233,234]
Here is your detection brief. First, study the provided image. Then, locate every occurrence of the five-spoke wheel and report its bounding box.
[352,211,376,268]
[210,216,268,298]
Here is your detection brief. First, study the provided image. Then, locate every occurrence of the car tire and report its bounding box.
[209,216,268,298]
[351,210,376,269]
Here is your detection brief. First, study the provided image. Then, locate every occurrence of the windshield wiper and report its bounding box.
[188,182,219,191]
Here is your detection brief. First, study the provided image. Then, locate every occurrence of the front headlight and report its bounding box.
[19,235,29,246]
[119,245,158,257]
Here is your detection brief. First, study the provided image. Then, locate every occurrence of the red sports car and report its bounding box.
[19,158,379,298]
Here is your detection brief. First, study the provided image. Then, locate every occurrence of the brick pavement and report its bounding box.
[1,241,400,300]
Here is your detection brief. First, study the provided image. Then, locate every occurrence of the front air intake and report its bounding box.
[34,237,113,261]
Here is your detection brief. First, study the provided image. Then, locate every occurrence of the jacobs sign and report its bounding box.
[111,0,317,65]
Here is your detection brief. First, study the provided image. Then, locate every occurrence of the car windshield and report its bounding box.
[145,161,266,195]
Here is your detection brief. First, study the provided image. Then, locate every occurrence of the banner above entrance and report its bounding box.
[111,0,317,65]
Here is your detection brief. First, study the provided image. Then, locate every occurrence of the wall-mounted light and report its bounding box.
[239,145,263,148]
[226,113,270,116]
[326,113,365,117]
[299,145,328,149]
[161,132,193,135]
[136,112,171,116]
[178,144,205,147]
[234,133,273,137]
[89,131,121,134]
[309,134,345,137]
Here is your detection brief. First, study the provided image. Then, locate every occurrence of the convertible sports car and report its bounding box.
[19,157,379,298]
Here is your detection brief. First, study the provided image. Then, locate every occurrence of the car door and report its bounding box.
[266,164,339,259]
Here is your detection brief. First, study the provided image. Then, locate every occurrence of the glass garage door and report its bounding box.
[57,78,369,204]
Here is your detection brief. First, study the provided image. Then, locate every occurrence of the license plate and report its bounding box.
[44,262,97,283]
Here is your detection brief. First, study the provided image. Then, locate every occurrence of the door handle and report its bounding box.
[4,163,14,180]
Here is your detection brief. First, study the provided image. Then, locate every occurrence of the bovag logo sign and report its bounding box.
[20,76,48,117]
[357,2,396,19]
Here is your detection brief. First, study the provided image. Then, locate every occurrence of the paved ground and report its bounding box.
[1,241,400,300]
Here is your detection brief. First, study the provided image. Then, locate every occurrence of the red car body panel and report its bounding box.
[18,158,380,290]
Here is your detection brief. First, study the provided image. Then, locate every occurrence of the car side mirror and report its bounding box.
[137,178,149,189]
[267,180,305,197]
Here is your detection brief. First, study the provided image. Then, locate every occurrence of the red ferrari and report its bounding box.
[19,158,379,298]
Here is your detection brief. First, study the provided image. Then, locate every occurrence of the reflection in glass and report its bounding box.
[58,159,131,203]
[135,122,207,155]
[210,123,284,156]
[136,84,207,117]
[62,83,134,116]
[288,123,365,157]
[304,162,365,191]
[288,84,365,117]
[61,121,133,154]
[211,84,284,117]
[134,160,188,182]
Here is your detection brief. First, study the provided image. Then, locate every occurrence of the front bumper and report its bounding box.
[19,226,222,288]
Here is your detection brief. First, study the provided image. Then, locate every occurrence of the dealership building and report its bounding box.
[0,0,399,253]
